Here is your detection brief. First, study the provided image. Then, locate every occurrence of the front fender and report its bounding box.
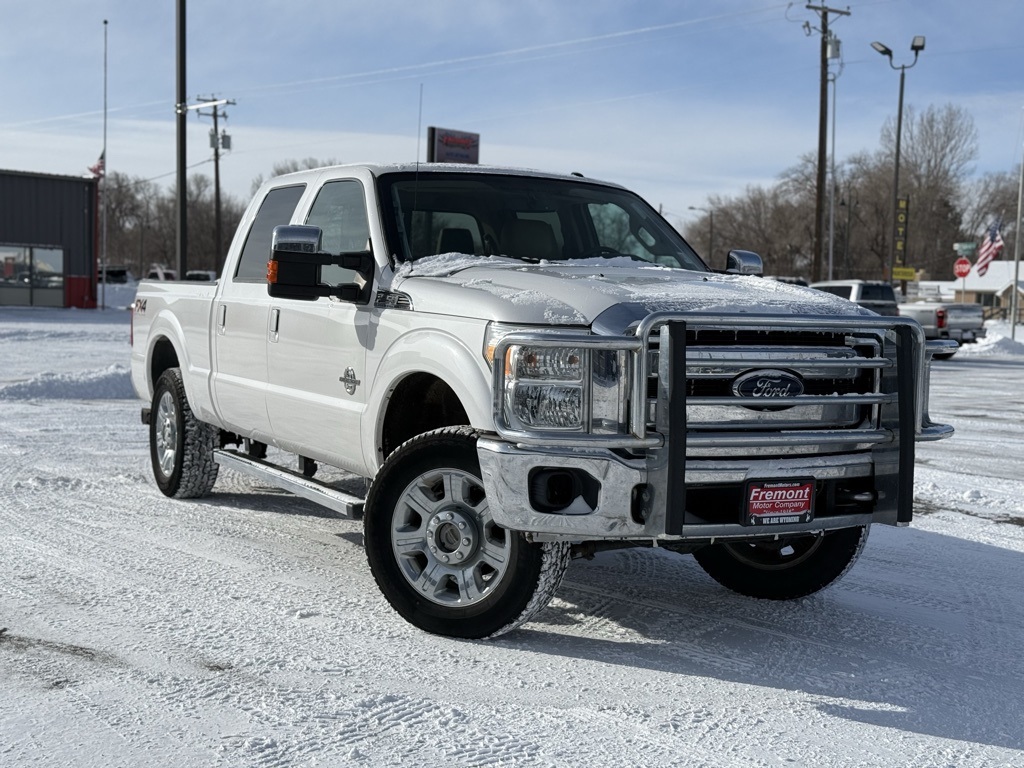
[363,325,493,474]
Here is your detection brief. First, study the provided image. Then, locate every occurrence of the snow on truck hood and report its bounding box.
[392,254,871,329]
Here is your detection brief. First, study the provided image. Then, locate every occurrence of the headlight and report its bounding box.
[486,323,631,436]
[511,384,583,429]
[507,344,586,431]
[513,346,583,381]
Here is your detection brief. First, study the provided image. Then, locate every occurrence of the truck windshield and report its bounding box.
[376,172,709,272]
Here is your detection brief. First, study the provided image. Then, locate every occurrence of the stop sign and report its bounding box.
[954,257,972,278]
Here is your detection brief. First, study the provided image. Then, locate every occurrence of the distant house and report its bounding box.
[913,261,1024,320]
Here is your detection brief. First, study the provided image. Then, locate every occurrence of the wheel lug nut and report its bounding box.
[463,538,471,546]
[442,555,449,562]
[455,552,464,560]
[458,522,465,529]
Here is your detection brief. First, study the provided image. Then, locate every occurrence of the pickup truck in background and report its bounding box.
[897,301,986,359]
[130,163,953,639]
[809,279,900,316]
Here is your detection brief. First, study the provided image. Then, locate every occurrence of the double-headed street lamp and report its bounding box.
[688,205,714,264]
[871,35,925,284]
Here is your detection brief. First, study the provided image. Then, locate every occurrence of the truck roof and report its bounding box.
[268,162,626,189]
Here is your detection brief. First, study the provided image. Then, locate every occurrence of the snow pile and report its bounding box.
[0,364,134,400]
[955,321,1024,357]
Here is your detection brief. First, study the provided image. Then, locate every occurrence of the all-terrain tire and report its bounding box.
[150,367,219,499]
[363,427,570,639]
[692,526,869,600]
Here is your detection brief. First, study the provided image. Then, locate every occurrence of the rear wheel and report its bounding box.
[150,367,219,498]
[692,526,868,600]
[364,427,570,638]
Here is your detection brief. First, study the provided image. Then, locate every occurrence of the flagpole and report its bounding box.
[1012,144,1023,341]
[100,19,108,311]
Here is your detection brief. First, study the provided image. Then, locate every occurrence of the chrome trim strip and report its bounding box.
[678,513,873,540]
[686,393,895,407]
[685,452,874,483]
[685,429,891,449]
[686,356,892,370]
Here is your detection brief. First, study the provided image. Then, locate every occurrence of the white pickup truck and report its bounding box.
[897,301,986,359]
[131,163,954,639]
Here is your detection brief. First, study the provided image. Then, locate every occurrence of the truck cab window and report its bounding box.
[236,184,306,281]
[305,180,371,286]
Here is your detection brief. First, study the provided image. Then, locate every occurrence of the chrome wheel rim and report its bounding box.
[391,468,510,607]
[154,390,178,478]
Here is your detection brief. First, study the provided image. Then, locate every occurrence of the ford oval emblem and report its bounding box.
[732,369,804,410]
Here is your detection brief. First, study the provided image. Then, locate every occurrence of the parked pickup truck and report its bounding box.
[130,163,953,639]
[897,301,986,358]
[809,279,900,316]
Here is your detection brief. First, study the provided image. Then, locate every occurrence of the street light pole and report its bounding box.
[689,206,714,265]
[872,36,925,284]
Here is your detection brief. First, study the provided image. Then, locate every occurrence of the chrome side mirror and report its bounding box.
[726,249,763,276]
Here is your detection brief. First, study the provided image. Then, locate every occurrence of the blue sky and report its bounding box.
[3,0,1023,230]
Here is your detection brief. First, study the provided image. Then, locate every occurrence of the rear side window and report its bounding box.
[235,184,306,280]
[816,285,853,300]
[861,284,896,302]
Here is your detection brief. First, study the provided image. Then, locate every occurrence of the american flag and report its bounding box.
[975,220,1004,277]
[88,151,105,179]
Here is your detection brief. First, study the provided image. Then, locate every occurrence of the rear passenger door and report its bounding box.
[265,178,373,472]
[212,183,306,439]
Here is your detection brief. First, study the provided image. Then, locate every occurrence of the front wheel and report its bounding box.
[150,367,219,498]
[363,427,570,639]
[692,526,868,600]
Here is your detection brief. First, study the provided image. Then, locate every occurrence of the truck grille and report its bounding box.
[646,322,895,458]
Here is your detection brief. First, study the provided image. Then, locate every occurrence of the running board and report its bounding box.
[214,449,364,519]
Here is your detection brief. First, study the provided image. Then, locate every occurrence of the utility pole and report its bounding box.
[804,4,850,283]
[101,19,108,310]
[175,0,187,278]
[194,96,235,272]
[1012,149,1023,340]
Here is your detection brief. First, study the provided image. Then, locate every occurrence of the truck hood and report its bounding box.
[391,255,870,331]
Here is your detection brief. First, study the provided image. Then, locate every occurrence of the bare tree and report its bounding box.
[687,102,984,283]
[250,157,340,196]
[961,168,1019,262]
[878,104,978,279]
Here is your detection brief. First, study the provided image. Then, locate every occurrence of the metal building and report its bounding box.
[0,169,99,308]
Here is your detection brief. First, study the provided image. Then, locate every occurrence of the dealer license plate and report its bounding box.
[743,478,815,526]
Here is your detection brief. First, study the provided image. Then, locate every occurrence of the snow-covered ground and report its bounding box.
[2,298,1024,767]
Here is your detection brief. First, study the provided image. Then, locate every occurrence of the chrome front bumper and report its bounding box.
[478,438,894,542]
